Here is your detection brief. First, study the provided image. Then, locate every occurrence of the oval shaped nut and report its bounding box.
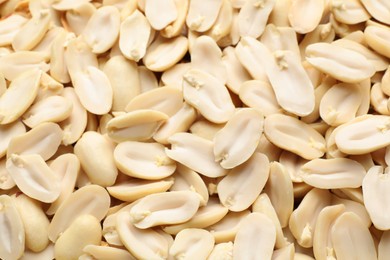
[379,230,390,260]
[160,0,188,38]
[0,159,15,190]
[119,10,151,62]
[264,162,294,228]
[103,55,140,112]
[365,25,390,59]
[299,23,335,60]
[371,83,390,115]
[0,120,26,159]
[208,242,234,260]
[205,0,233,41]
[218,153,270,212]
[6,154,61,203]
[0,69,41,125]
[107,110,168,143]
[50,30,71,84]
[145,0,177,30]
[335,115,390,154]
[107,178,174,202]
[0,195,25,260]
[186,0,223,32]
[288,0,324,33]
[331,212,377,260]
[48,185,110,242]
[331,0,371,24]
[264,114,326,160]
[238,0,276,38]
[116,211,171,260]
[72,66,113,115]
[305,42,376,83]
[13,194,50,253]
[52,0,92,10]
[7,122,62,161]
[190,119,224,141]
[360,0,390,25]
[362,166,390,230]
[12,10,51,51]
[331,195,371,228]
[313,204,345,260]
[235,38,267,81]
[163,197,228,235]
[65,3,96,35]
[166,133,228,178]
[144,35,188,72]
[82,245,136,260]
[125,86,183,117]
[114,141,176,180]
[130,191,200,229]
[54,214,102,260]
[22,95,72,128]
[169,228,215,259]
[260,24,300,56]
[239,80,281,116]
[32,26,64,60]
[252,194,289,249]
[319,82,362,126]
[82,6,120,54]
[233,213,276,260]
[183,69,235,124]
[289,188,332,248]
[214,108,264,169]
[74,131,117,187]
[154,103,197,145]
[0,14,27,46]
[299,158,366,189]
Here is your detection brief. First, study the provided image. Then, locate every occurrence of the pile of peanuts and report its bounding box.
[1,0,390,259]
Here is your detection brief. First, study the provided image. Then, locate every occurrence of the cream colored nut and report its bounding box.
[135,65,159,93]
[166,132,228,178]
[238,0,276,38]
[379,230,390,260]
[207,210,250,243]
[312,204,345,260]
[189,119,224,141]
[161,62,191,90]
[129,191,200,229]
[169,164,209,206]
[169,228,215,259]
[256,134,282,162]
[74,131,117,187]
[319,82,363,126]
[288,0,324,33]
[107,110,168,143]
[119,10,151,62]
[331,195,371,228]
[299,23,335,60]
[272,243,295,260]
[7,122,62,161]
[154,102,197,145]
[289,188,332,248]
[125,86,183,117]
[48,184,110,242]
[186,0,223,32]
[208,242,233,260]
[239,80,281,116]
[163,197,228,235]
[183,69,235,123]
[0,120,26,159]
[331,212,377,260]
[52,0,92,10]
[13,194,50,253]
[331,0,371,25]
[116,211,171,260]
[0,69,41,125]
[107,178,174,202]
[299,158,366,189]
[103,55,140,112]
[191,35,227,84]
[218,152,269,211]
[20,243,54,260]
[382,66,390,96]
[0,14,27,46]
[252,193,289,249]
[12,10,51,51]
[32,27,64,60]
[329,13,366,38]
[305,42,376,83]
[50,30,71,84]
[161,0,189,38]
[264,162,294,228]
[82,245,136,260]
[260,24,300,56]
[360,0,390,25]
[370,83,390,115]
[114,141,176,180]
[335,115,390,154]
[362,166,390,230]
[205,0,233,41]
[46,154,80,215]
[214,108,264,169]
[54,214,102,260]
[65,3,96,35]
[264,114,326,160]
[233,212,276,260]
[0,159,15,190]
[0,195,25,260]
[82,6,120,54]
[145,0,177,30]
[279,150,308,183]
[364,25,390,59]
[36,72,64,102]
[72,66,113,115]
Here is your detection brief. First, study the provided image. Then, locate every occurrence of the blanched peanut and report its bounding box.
[0,14,27,46]
[208,242,234,260]
[186,0,223,32]
[360,0,390,25]
[0,120,26,159]
[288,0,324,33]
[379,230,390,260]
[82,245,136,260]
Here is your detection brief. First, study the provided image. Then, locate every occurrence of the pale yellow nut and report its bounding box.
[145,0,178,30]
[288,0,324,33]
[260,24,300,56]
[50,30,71,84]
[0,159,15,190]
[379,230,390,260]
[32,26,65,61]
[20,243,55,260]
[208,242,234,260]
[0,14,27,47]
[161,0,189,38]
[189,119,224,141]
[52,0,92,11]
[205,0,233,42]
[186,0,223,32]
[82,245,136,260]
[360,0,390,25]
[65,3,96,35]
[279,150,308,183]
[364,25,390,59]
[331,0,371,25]
[0,120,26,159]
[331,195,372,228]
